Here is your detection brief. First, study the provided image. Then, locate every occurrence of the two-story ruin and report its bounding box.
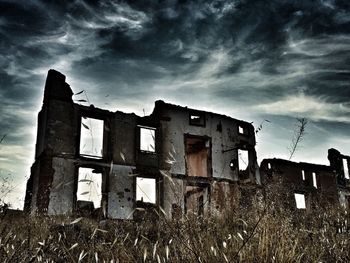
[24,69,261,219]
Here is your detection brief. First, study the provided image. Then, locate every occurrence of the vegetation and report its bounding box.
[288,118,308,160]
[0,185,349,263]
[2,126,349,262]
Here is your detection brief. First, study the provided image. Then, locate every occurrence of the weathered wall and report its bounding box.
[26,70,261,219]
[46,101,77,156]
[28,69,350,219]
[212,181,239,214]
[48,158,76,214]
[35,107,47,158]
[157,104,256,181]
[108,164,135,219]
[260,158,338,210]
[162,176,184,218]
[329,148,350,185]
[112,113,137,165]
[328,149,350,208]
[25,161,40,214]
[154,101,259,216]
[339,189,350,208]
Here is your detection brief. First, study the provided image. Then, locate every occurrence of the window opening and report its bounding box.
[136,177,156,204]
[294,193,306,209]
[268,163,271,169]
[343,159,349,179]
[80,117,104,158]
[139,126,156,152]
[301,170,305,181]
[312,172,317,188]
[229,160,236,169]
[77,168,102,209]
[189,111,205,126]
[238,125,244,134]
[238,149,249,171]
[185,136,210,177]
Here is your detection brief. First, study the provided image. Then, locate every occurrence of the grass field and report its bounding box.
[0,191,349,263]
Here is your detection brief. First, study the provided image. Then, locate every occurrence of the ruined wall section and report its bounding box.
[328,148,350,186]
[260,159,338,210]
[108,165,135,219]
[107,113,138,219]
[328,148,350,208]
[26,70,261,218]
[154,101,258,217]
[212,181,240,214]
[27,70,116,215]
[27,69,163,217]
[26,70,77,213]
[112,112,137,165]
[35,107,47,158]
[34,69,76,158]
[157,103,255,180]
[48,158,76,214]
[24,161,40,213]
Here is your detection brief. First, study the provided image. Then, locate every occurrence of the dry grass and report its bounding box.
[0,209,349,262]
[0,191,349,262]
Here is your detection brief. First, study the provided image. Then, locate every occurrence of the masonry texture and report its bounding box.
[24,69,261,219]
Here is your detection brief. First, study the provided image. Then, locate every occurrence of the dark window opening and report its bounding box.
[139,126,156,153]
[185,136,211,177]
[185,185,208,216]
[189,111,205,127]
[77,168,102,209]
[216,121,222,132]
[80,117,104,158]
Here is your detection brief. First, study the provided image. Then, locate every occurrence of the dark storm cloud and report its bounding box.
[1,0,350,207]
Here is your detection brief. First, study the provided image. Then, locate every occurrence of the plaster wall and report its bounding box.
[159,107,254,181]
[162,176,184,218]
[112,113,137,165]
[108,164,135,219]
[48,157,76,214]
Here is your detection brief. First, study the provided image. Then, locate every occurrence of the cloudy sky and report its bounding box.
[1,0,350,209]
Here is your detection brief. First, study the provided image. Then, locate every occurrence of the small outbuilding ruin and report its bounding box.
[260,149,350,210]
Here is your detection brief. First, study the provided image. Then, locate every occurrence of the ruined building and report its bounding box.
[328,148,350,209]
[260,149,350,210]
[24,69,261,218]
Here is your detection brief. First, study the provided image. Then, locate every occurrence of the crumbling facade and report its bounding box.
[260,149,350,210]
[328,148,350,209]
[24,69,261,219]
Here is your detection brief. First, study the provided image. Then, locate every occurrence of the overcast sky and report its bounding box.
[1,0,350,209]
